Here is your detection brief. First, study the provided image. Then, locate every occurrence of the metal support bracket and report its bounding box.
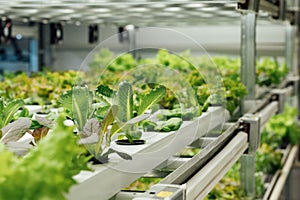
[271,88,292,114]
[239,114,261,155]
[286,76,299,96]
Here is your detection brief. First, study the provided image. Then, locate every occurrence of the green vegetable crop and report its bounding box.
[0,116,90,200]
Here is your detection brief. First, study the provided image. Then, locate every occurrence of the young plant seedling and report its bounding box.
[96,81,166,144]
[60,85,132,162]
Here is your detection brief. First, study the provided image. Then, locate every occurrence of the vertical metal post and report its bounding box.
[240,155,256,198]
[126,24,136,58]
[285,24,299,110]
[38,23,53,68]
[29,39,38,72]
[285,25,294,74]
[239,115,260,198]
[241,13,257,102]
[239,1,259,197]
[296,0,300,120]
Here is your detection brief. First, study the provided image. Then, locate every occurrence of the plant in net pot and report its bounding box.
[96,81,166,145]
[59,85,132,163]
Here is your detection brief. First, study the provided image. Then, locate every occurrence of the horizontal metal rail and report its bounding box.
[269,145,298,200]
[186,131,248,199]
[263,145,292,200]
[160,122,240,185]
[258,101,279,128]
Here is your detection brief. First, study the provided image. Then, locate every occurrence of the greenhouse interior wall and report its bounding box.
[45,24,287,71]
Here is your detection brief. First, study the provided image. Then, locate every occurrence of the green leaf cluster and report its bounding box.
[97,82,166,136]
[0,116,90,200]
[205,163,245,200]
[261,105,300,147]
[154,117,183,132]
[0,70,81,106]
[206,162,265,199]
[256,143,283,174]
[256,57,288,87]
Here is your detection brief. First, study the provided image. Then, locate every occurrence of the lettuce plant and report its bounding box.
[96,81,166,143]
[59,86,132,161]
[261,105,300,148]
[0,115,90,200]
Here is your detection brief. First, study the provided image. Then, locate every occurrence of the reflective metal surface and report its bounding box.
[0,0,280,25]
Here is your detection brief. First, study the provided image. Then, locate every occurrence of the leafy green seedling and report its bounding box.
[60,86,131,161]
[154,118,183,132]
[0,115,90,200]
[59,85,94,133]
[96,81,166,143]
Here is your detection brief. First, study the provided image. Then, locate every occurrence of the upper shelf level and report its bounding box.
[0,0,296,26]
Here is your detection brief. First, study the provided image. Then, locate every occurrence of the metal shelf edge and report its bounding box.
[185,131,248,199]
[68,107,227,200]
[268,145,298,200]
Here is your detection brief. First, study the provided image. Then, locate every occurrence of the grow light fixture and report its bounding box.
[88,24,98,44]
[42,18,49,24]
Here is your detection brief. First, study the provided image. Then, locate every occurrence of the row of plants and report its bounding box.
[0,49,290,199]
[0,79,199,199]
[0,70,82,107]
[211,56,288,87]
[86,49,286,115]
[0,49,288,115]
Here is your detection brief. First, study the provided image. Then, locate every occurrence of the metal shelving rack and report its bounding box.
[238,1,299,199]
[0,0,299,199]
[69,0,297,200]
[89,0,298,198]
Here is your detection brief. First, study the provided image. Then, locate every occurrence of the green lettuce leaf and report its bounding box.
[117,81,133,122]
[0,115,90,200]
[0,99,24,128]
[138,85,166,115]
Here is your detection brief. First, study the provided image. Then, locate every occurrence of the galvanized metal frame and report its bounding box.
[240,12,257,103]
[94,1,297,199]
[239,114,260,198]
[285,24,296,74]
[113,131,249,200]
[68,107,228,200]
